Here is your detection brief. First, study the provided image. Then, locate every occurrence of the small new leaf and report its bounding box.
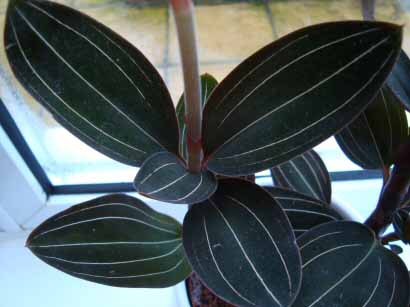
[293,221,410,307]
[183,179,302,307]
[335,85,408,169]
[27,194,192,288]
[134,152,217,204]
[5,0,180,166]
[264,187,342,237]
[270,149,331,203]
[176,73,218,159]
[393,206,410,244]
[202,21,402,175]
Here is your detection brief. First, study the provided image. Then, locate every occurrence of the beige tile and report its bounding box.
[82,5,167,65]
[0,1,8,13]
[166,63,237,105]
[270,0,362,38]
[374,1,410,57]
[169,3,273,64]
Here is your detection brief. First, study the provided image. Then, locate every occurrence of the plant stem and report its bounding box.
[361,0,375,20]
[381,232,400,245]
[365,139,410,236]
[170,0,202,173]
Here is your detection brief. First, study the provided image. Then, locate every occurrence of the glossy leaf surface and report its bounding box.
[27,194,192,288]
[183,179,302,307]
[293,221,410,307]
[202,21,402,175]
[335,85,408,169]
[264,187,342,237]
[5,0,179,166]
[134,152,217,204]
[270,149,331,203]
[393,206,410,244]
[176,74,218,159]
[387,49,410,111]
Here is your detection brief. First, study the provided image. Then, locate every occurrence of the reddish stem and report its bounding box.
[365,139,410,236]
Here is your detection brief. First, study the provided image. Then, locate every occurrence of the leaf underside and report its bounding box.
[5,0,179,166]
[335,85,408,169]
[270,149,331,203]
[264,187,342,237]
[27,194,192,288]
[202,21,402,175]
[134,152,217,204]
[293,221,410,307]
[183,179,302,307]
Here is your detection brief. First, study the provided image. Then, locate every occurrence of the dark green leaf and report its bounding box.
[393,206,410,244]
[293,221,410,307]
[183,179,302,307]
[27,194,192,288]
[387,49,410,111]
[202,21,402,175]
[270,149,331,203]
[134,152,217,204]
[335,85,408,169]
[176,73,218,159]
[5,0,179,166]
[264,187,342,237]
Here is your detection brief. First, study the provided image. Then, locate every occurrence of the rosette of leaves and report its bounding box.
[4,0,410,305]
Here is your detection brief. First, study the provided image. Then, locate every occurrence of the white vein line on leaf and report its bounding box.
[32,217,178,240]
[381,88,393,156]
[303,244,363,269]
[139,162,177,185]
[67,258,185,279]
[306,151,328,190]
[10,18,146,155]
[284,209,337,220]
[306,241,376,307]
[203,217,255,306]
[209,199,283,306]
[214,34,309,110]
[276,166,296,190]
[54,203,176,227]
[145,173,190,195]
[216,28,380,127]
[239,134,324,169]
[362,112,385,167]
[169,173,203,202]
[274,197,324,206]
[300,154,326,201]
[226,195,293,292]
[26,1,149,105]
[362,258,382,307]
[217,41,394,161]
[89,25,152,83]
[299,231,343,250]
[387,271,396,307]
[343,123,373,167]
[289,159,320,199]
[15,8,163,149]
[30,238,182,248]
[38,243,183,265]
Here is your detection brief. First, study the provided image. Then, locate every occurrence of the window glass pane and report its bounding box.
[0,0,405,185]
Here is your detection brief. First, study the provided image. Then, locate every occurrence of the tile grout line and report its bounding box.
[163,3,171,86]
[263,0,278,40]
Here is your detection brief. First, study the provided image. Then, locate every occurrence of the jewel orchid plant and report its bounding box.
[4,0,410,306]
